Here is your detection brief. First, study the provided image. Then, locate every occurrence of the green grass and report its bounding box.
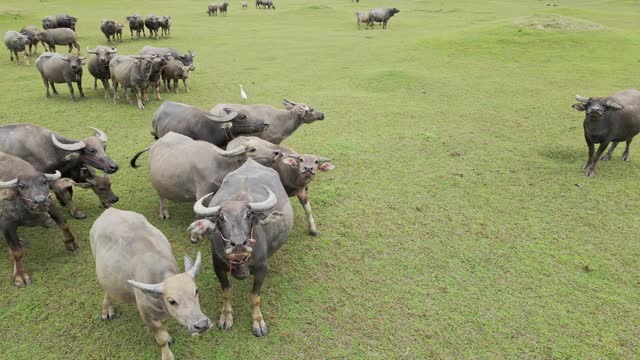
[1,0,640,358]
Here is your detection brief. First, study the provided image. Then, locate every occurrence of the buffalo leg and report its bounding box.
[601,142,618,161]
[583,135,595,170]
[174,79,179,93]
[214,261,233,330]
[68,44,73,53]
[67,81,76,102]
[139,309,174,360]
[4,227,30,287]
[48,205,78,250]
[73,41,80,54]
[41,75,51,97]
[101,292,115,320]
[584,142,609,177]
[183,79,189,93]
[136,90,145,110]
[297,189,318,236]
[101,79,111,99]
[93,77,98,91]
[112,79,119,103]
[9,49,14,62]
[622,139,633,161]
[250,266,268,337]
[155,83,161,100]
[159,197,170,219]
[77,80,85,98]
[53,185,87,219]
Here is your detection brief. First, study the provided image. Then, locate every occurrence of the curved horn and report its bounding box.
[193,193,221,217]
[185,252,202,278]
[318,157,331,163]
[302,105,310,111]
[287,153,302,160]
[78,55,86,60]
[283,98,296,105]
[204,111,238,123]
[44,171,61,181]
[211,144,246,157]
[127,279,164,295]
[249,188,277,212]
[575,95,589,103]
[59,55,70,61]
[89,127,108,142]
[86,47,97,54]
[0,179,18,190]
[605,100,624,110]
[51,134,86,151]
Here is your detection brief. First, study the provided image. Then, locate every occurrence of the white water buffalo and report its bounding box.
[91,208,211,360]
[572,89,640,177]
[52,166,118,219]
[151,100,269,147]
[242,2,248,9]
[189,159,293,336]
[87,46,117,98]
[36,28,80,54]
[355,12,370,29]
[130,132,284,219]
[140,46,195,67]
[368,8,400,29]
[210,99,325,144]
[126,15,145,38]
[36,52,86,102]
[3,31,30,65]
[0,152,76,287]
[109,54,157,110]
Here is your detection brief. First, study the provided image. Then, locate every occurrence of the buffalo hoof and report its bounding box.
[64,240,79,251]
[13,272,31,287]
[252,320,269,337]
[101,309,115,321]
[309,229,318,236]
[159,210,170,220]
[168,336,175,347]
[71,211,87,220]
[218,313,233,330]
[622,154,629,162]
[583,169,596,177]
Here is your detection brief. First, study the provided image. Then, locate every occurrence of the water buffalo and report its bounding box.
[355,12,370,29]
[87,46,117,98]
[109,54,157,110]
[572,89,640,177]
[36,52,86,102]
[36,28,80,54]
[242,1,248,9]
[145,16,160,39]
[3,31,30,65]
[0,152,76,287]
[210,99,325,144]
[100,19,118,43]
[52,166,118,219]
[91,208,211,360]
[218,2,229,15]
[42,14,78,31]
[19,26,40,56]
[151,100,270,147]
[130,132,283,219]
[115,23,123,41]
[140,46,195,67]
[189,159,293,336]
[159,16,171,36]
[126,15,145,38]
[208,3,218,15]
[161,59,192,93]
[368,8,400,29]
[147,55,171,101]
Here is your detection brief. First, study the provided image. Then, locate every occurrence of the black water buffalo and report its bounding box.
[145,16,160,39]
[126,15,145,38]
[218,2,229,15]
[161,59,192,93]
[147,55,171,101]
[36,28,80,54]
[100,19,118,43]
[140,46,195,67]
[189,159,293,336]
[42,14,78,31]
[572,89,640,177]
[368,8,400,29]
[159,16,171,36]
[52,166,118,219]
[109,54,157,110]
[36,52,86,102]
[3,31,30,65]
[19,26,40,56]
[87,46,117,98]
[151,101,270,147]
[210,99,325,144]
[0,152,77,287]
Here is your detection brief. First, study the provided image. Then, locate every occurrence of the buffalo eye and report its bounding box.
[274,150,281,156]
[241,115,247,120]
[42,178,48,184]
[87,148,97,154]
[314,160,319,164]
[167,298,178,306]
[18,183,25,189]
[249,148,256,153]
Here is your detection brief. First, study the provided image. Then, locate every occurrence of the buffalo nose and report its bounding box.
[110,196,119,204]
[194,318,211,331]
[33,195,46,205]
[109,164,119,173]
[319,113,325,120]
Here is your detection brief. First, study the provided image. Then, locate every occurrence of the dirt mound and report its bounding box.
[514,15,606,31]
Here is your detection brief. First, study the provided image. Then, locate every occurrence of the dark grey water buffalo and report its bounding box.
[210,99,325,144]
[572,89,640,177]
[130,132,283,219]
[189,159,293,336]
[36,52,86,102]
[159,16,171,36]
[52,166,118,219]
[355,12,370,29]
[91,208,211,360]
[208,3,218,16]
[0,152,77,287]
[109,54,157,110]
[126,15,145,38]
[145,16,160,39]
[100,19,118,43]
[140,46,195,67]
[218,2,229,15]
[36,28,80,54]
[151,101,269,147]
[42,14,78,31]
[19,26,40,56]
[115,23,123,41]
[161,59,192,93]
[87,46,117,98]
[147,55,171,101]
[368,8,399,29]
[3,31,30,65]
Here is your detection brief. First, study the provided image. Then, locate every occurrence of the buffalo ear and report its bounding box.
[73,182,94,189]
[282,158,298,167]
[319,162,335,172]
[572,103,586,112]
[258,211,283,225]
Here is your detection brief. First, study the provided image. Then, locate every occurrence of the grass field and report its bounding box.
[1,0,640,358]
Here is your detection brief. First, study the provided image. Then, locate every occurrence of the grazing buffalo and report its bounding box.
[126,15,145,38]
[210,99,325,144]
[256,0,275,9]
[52,166,118,219]
[0,152,76,287]
[367,8,400,29]
[572,89,640,177]
[218,2,229,15]
[242,1,248,9]
[161,59,192,93]
[42,14,78,31]
[229,137,334,235]
[130,132,283,219]
[145,16,160,39]
[151,100,270,147]
[189,159,293,336]
[87,46,117,98]
[100,19,118,43]
[109,54,157,110]
[140,46,195,67]
[3,31,30,65]
[208,3,218,15]
[159,16,171,36]
[19,26,40,56]
[355,12,370,29]
[36,28,80,54]
[36,52,86,102]
[91,208,211,360]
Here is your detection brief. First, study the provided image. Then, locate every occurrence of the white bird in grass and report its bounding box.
[239,84,247,102]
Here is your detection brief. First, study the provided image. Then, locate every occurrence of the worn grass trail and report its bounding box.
[1,0,640,358]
